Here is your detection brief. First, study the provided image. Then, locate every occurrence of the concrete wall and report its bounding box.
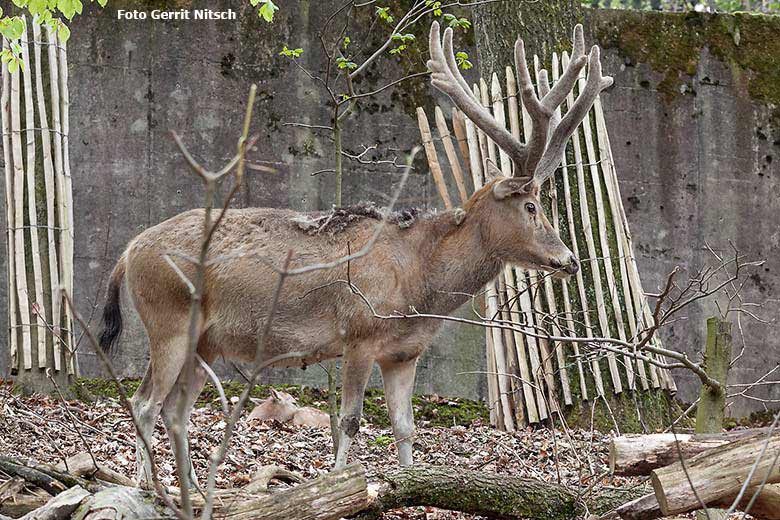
[586,10,780,414]
[0,0,487,399]
[2,3,779,416]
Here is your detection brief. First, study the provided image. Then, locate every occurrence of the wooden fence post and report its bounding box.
[695,316,732,520]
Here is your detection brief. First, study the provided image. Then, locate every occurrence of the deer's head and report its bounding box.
[428,22,613,278]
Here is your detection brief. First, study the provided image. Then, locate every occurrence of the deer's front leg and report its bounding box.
[334,352,373,468]
[379,358,418,466]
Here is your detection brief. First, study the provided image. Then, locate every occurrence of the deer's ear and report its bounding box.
[484,159,504,182]
[269,388,280,400]
[493,178,532,200]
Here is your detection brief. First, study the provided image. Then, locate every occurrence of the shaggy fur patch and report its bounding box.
[292,202,423,235]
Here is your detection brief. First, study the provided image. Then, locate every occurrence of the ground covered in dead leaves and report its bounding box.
[0,382,646,519]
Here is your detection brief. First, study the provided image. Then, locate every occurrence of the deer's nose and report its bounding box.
[566,257,579,275]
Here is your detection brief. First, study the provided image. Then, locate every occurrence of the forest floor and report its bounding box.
[0,381,760,519]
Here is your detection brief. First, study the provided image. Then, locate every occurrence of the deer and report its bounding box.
[98,21,612,487]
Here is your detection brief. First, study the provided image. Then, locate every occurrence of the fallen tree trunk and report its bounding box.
[2,455,641,520]
[19,486,89,520]
[359,465,641,520]
[610,428,771,476]
[617,485,780,520]
[651,431,780,516]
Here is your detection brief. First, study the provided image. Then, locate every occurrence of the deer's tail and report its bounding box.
[99,252,127,353]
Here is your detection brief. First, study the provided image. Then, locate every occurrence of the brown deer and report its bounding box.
[99,22,611,486]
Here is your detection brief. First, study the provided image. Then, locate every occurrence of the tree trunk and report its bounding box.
[470,0,677,433]
[474,0,583,78]
[651,431,780,515]
[695,317,731,520]
[610,428,771,475]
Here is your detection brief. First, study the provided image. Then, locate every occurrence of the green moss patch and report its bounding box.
[73,378,490,428]
[589,9,780,104]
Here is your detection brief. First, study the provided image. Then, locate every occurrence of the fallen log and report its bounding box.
[616,485,780,520]
[610,428,771,476]
[358,464,642,519]
[2,457,642,520]
[18,486,89,520]
[72,487,158,520]
[651,430,780,516]
[55,454,135,488]
[216,463,367,520]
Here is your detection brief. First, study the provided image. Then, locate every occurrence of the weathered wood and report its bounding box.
[19,17,48,369]
[433,106,468,205]
[0,459,65,496]
[31,21,61,370]
[696,318,731,433]
[550,54,588,401]
[18,486,89,520]
[416,107,452,209]
[610,429,771,476]
[651,430,780,515]
[1,37,19,372]
[55,453,135,488]
[219,463,367,520]
[0,493,51,519]
[72,487,158,520]
[361,464,581,520]
[9,32,33,370]
[617,485,780,520]
[0,456,99,494]
[694,317,732,520]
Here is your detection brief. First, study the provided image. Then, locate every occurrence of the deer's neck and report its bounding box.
[420,210,502,314]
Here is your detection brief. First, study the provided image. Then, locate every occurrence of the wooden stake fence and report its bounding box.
[2,17,76,379]
[416,51,674,429]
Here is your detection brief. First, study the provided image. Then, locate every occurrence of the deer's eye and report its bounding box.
[525,202,536,215]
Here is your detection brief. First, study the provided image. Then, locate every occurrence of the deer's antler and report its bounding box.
[428,22,528,171]
[428,22,613,187]
[530,45,613,188]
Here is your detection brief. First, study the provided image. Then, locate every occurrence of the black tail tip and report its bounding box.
[99,287,123,353]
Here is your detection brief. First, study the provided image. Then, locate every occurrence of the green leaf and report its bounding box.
[57,22,70,42]
[0,7,4,17]
[12,0,29,8]
[279,45,303,58]
[97,0,108,7]
[28,0,47,15]
[8,59,18,73]
[37,9,53,24]
[10,42,22,55]
[455,51,472,70]
[375,6,393,24]
[249,0,259,6]
[57,0,76,20]
[258,0,278,22]
[343,36,350,49]
[11,17,25,38]
[336,56,357,70]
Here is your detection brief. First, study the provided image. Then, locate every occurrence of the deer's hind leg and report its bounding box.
[379,357,418,466]
[131,329,189,486]
[160,337,217,488]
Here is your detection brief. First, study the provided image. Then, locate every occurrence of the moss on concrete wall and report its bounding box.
[588,9,780,104]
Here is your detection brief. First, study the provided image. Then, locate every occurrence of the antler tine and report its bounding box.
[540,25,588,113]
[532,45,613,184]
[517,26,589,181]
[513,37,548,178]
[428,22,527,173]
